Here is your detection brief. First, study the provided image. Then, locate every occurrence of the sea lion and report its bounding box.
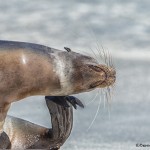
[2,96,75,149]
[0,40,116,140]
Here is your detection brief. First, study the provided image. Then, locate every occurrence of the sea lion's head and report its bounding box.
[70,53,116,93]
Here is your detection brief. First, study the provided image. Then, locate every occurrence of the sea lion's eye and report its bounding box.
[87,65,102,72]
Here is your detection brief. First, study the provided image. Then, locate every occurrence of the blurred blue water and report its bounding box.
[0,0,150,149]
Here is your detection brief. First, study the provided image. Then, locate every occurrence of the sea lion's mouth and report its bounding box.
[90,75,116,89]
[90,80,105,89]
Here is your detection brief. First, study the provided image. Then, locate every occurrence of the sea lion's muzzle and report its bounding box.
[98,65,116,88]
[87,64,116,89]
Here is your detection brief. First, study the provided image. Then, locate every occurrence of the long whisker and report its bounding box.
[107,49,111,67]
[101,45,108,65]
[97,46,106,64]
[108,50,113,68]
[105,89,111,120]
[87,28,105,64]
[87,92,101,131]
[94,39,107,65]
[106,49,111,67]
[105,49,109,67]
[95,44,103,62]
[111,83,116,101]
[86,90,99,105]
[87,46,99,63]
[107,87,112,102]
[111,53,115,68]
[101,89,106,109]
[100,89,104,105]
[105,47,112,68]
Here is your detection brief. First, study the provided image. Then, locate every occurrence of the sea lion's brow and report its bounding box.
[87,65,102,72]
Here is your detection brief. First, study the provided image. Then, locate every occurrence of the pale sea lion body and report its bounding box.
[0,40,116,148]
[0,40,115,102]
[0,40,77,101]
[4,115,49,149]
[0,40,94,133]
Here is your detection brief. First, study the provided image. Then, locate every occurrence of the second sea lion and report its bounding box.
[3,96,75,149]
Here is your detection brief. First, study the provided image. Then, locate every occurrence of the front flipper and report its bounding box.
[45,96,70,108]
[45,96,84,109]
[65,96,84,109]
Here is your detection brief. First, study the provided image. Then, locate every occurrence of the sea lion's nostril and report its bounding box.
[100,72,106,80]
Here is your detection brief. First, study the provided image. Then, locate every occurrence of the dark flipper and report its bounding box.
[65,96,84,109]
[45,96,84,109]
[45,96,70,108]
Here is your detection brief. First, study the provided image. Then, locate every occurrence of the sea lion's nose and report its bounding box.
[99,71,106,81]
[109,67,116,77]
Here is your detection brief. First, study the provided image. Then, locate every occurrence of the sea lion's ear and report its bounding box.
[64,47,71,52]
